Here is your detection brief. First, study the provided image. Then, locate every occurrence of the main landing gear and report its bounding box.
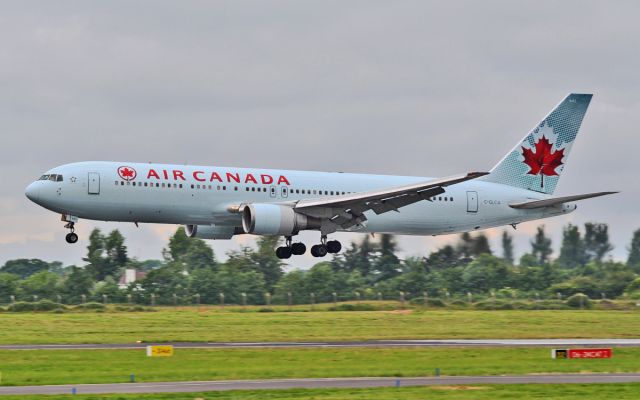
[64,222,78,244]
[276,235,342,259]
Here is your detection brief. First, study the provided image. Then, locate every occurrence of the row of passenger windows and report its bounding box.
[114,181,454,202]
[39,174,63,182]
[114,181,350,196]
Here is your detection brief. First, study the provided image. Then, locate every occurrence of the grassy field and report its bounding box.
[0,308,639,344]
[2,384,640,400]
[0,347,638,386]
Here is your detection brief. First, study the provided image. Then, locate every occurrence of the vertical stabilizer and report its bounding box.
[481,93,592,194]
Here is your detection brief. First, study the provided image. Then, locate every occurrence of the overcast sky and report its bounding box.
[1,1,638,269]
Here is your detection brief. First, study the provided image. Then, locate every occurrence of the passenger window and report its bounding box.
[251,187,255,192]
[450,197,453,201]
[179,184,183,188]
[190,184,194,189]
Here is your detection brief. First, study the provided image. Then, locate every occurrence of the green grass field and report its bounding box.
[2,384,640,400]
[0,347,638,386]
[0,308,639,344]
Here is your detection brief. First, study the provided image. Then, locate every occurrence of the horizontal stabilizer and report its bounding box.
[509,191,618,209]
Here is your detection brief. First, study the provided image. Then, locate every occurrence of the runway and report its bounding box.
[0,374,639,395]
[1,338,640,350]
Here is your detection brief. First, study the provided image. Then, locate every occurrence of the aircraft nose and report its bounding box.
[25,182,40,202]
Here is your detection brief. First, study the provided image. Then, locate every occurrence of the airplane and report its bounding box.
[25,93,616,259]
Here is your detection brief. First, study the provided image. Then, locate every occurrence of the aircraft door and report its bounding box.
[281,186,288,198]
[466,191,478,213]
[88,172,100,195]
[270,186,277,198]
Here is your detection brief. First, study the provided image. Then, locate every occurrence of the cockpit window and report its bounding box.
[38,174,63,182]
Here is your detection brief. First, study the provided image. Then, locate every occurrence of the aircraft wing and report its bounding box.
[293,171,488,232]
[509,191,618,209]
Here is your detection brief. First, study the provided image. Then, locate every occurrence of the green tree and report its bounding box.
[426,245,460,270]
[251,236,283,290]
[457,232,475,259]
[1,259,50,279]
[163,227,216,271]
[273,270,307,304]
[0,272,19,301]
[374,234,401,281]
[531,226,553,265]
[17,271,60,300]
[140,265,190,305]
[557,224,587,269]
[627,229,640,269]
[105,230,128,272]
[472,233,492,256]
[461,254,510,293]
[61,267,94,303]
[583,223,613,263]
[501,230,514,264]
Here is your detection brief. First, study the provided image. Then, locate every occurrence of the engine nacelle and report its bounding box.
[185,224,240,240]
[242,204,318,235]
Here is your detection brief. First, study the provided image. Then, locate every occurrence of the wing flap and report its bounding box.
[509,191,618,209]
[293,171,488,234]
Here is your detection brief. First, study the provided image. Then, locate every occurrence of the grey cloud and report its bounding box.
[1,0,639,267]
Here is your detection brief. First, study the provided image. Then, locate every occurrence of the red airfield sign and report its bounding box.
[552,348,612,359]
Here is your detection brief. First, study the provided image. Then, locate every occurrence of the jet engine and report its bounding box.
[185,224,240,240]
[241,204,319,235]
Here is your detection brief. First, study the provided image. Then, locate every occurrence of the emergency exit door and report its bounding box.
[466,191,478,213]
[88,172,100,195]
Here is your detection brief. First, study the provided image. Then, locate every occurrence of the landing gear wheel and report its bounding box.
[291,242,307,256]
[310,244,328,258]
[65,232,78,244]
[326,240,342,254]
[275,246,292,259]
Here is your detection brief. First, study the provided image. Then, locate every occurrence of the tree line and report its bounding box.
[2,223,640,305]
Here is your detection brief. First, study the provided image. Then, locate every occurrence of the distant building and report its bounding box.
[118,269,147,289]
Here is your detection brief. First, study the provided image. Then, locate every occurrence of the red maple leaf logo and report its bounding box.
[521,136,564,188]
[118,166,137,181]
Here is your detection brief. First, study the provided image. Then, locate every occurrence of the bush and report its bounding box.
[510,301,532,310]
[257,308,275,312]
[34,300,66,311]
[566,293,592,309]
[73,302,106,311]
[425,298,447,307]
[329,303,377,311]
[449,300,469,307]
[474,300,513,310]
[533,300,569,310]
[8,302,35,312]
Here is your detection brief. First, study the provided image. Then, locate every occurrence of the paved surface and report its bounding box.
[1,338,640,350]
[1,374,639,395]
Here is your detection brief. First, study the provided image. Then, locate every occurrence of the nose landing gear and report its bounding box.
[64,222,78,244]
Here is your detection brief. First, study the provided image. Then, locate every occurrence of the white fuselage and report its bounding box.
[25,161,576,237]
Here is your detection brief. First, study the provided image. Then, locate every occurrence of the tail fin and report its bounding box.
[481,93,592,194]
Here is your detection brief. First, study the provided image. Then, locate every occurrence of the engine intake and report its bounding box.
[242,204,318,235]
